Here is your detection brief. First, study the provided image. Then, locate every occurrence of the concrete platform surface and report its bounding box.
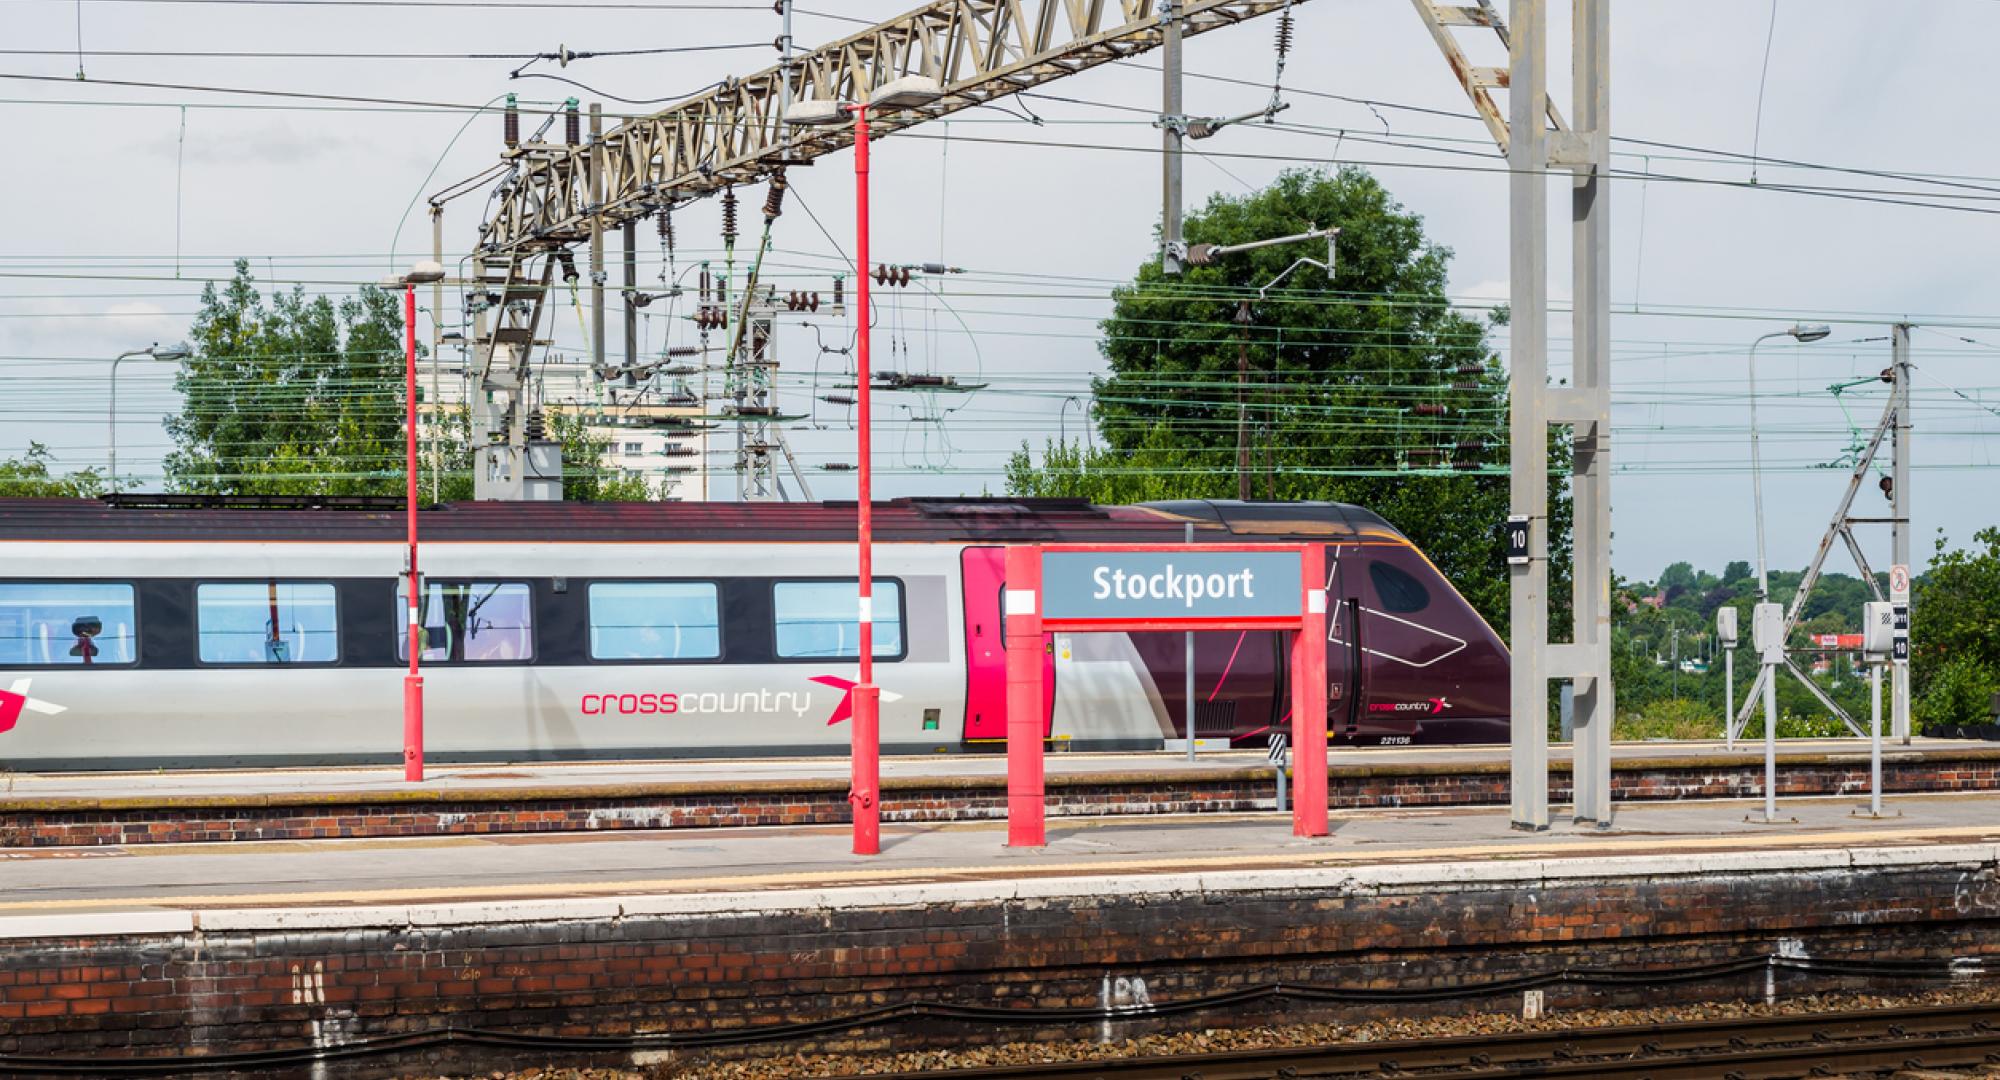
[0,737,1979,805]
[5,791,1999,924]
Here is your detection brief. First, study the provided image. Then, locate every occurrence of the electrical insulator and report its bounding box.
[1451,381,1479,391]
[525,409,547,441]
[699,267,711,303]
[1452,460,1479,471]
[721,188,739,244]
[555,251,580,283]
[1455,440,1484,454]
[666,345,700,358]
[1413,403,1448,417]
[658,207,674,247]
[1881,367,1896,384]
[872,264,913,288]
[564,98,580,145]
[763,169,789,223]
[504,94,519,149]
[832,275,845,309]
[821,394,856,406]
[1880,476,1895,499]
[821,462,855,472]
[1455,363,1484,376]
[808,292,820,313]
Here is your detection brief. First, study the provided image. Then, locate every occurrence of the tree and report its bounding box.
[1912,527,2000,730]
[1723,560,1754,585]
[1657,561,1698,594]
[166,260,404,496]
[0,443,103,498]
[165,261,649,501]
[1007,167,1567,634]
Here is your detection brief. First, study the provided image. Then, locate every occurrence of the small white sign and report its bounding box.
[1890,563,1911,602]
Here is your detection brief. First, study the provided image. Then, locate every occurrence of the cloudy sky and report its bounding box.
[6,0,1998,584]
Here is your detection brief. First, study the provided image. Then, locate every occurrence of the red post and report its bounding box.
[403,283,424,783]
[1291,544,1328,836]
[1003,545,1046,847]
[849,104,880,856]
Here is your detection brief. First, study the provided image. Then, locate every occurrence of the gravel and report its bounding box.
[438,982,2000,1080]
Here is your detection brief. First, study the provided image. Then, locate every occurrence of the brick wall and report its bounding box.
[5,858,2000,1075]
[5,755,1999,848]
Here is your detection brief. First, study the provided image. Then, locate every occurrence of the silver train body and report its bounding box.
[0,498,1511,769]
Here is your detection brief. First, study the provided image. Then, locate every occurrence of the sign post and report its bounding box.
[1889,564,1911,744]
[1003,543,1328,846]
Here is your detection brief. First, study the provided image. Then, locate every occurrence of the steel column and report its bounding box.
[1568,0,1612,826]
[1891,323,1912,743]
[852,106,880,856]
[1160,0,1186,274]
[1506,0,1551,831]
[589,103,606,377]
[1004,546,1046,848]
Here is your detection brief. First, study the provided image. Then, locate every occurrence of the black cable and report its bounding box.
[0,43,769,60]
[0,952,1979,1075]
[506,70,724,106]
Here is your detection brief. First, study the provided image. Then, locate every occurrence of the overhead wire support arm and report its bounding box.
[478,0,1318,257]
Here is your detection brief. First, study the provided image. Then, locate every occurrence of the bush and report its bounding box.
[1614,697,1720,741]
[1915,656,2000,734]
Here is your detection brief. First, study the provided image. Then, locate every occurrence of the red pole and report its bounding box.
[1004,545,1046,847]
[850,105,880,856]
[1292,544,1329,836]
[403,282,425,783]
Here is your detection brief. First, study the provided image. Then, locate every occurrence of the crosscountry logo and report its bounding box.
[808,676,906,726]
[0,679,66,734]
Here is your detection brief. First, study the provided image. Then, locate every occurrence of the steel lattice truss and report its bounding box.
[480,0,1310,254]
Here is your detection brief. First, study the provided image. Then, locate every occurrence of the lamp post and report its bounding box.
[1746,321,1829,822]
[788,74,942,856]
[108,343,190,494]
[397,260,446,782]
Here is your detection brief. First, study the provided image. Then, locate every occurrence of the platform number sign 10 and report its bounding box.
[1504,515,1531,566]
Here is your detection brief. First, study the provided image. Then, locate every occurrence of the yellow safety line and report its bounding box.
[8,822,2000,915]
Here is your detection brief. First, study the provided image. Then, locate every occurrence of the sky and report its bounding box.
[5,0,1999,586]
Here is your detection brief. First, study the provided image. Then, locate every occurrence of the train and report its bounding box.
[0,496,1509,770]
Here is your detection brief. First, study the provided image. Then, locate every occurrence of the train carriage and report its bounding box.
[0,497,1509,770]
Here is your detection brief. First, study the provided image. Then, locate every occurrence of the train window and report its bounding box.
[1368,560,1432,614]
[396,582,534,663]
[0,583,137,667]
[588,582,720,661]
[196,583,338,665]
[773,580,904,659]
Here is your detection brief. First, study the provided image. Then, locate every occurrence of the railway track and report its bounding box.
[839,1001,2000,1079]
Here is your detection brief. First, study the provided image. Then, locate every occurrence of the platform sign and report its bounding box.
[1040,549,1302,624]
[1503,515,1531,566]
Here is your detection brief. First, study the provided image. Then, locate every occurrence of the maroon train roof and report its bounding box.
[0,496,1407,545]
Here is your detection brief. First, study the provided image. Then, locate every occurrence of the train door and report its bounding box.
[959,547,1054,742]
[1327,543,1365,743]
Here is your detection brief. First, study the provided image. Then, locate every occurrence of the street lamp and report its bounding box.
[1744,321,1829,822]
[396,260,446,782]
[786,74,942,857]
[108,342,190,495]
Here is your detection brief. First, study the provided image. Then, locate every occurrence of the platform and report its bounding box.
[2,737,1995,848]
[8,790,2000,1073]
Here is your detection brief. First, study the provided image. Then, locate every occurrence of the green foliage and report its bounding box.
[0,443,103,498]
[1614,697,1719,742]
[1912,528,2000,731]
[166,260,406,496]
[164,260,650,502]
[1006,167,1566,635]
